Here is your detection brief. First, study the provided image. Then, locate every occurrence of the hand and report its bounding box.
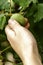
[5,19,42,65]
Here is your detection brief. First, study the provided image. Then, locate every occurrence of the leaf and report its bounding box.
[32,0,38,3]
[24,4,37,17]
[0,0,10,12]
[34,4,43,22]
[13,0,38,11]
[0,14,6,30]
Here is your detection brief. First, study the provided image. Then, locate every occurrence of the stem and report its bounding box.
[0,46,11,54]
[5,13,12,16]
[10,0,12,14]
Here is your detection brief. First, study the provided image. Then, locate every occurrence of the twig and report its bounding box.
[0,46,11,54]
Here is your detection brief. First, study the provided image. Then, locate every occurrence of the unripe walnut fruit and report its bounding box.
[10,13,28,26]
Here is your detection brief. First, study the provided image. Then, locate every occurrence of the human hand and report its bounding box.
[5,19,42,65]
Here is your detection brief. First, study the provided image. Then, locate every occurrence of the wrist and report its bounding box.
[23,56,42,65]
[22,52,42,65]
[22,52,32,65]
[23,57,31,65]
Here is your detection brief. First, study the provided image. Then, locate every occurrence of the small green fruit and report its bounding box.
[10,13,27,26]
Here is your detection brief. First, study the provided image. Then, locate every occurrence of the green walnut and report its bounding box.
[10,13,27,26]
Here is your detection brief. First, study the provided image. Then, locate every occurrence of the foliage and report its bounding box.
[0,0,43,65]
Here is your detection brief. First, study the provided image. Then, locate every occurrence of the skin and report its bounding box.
[5,19,42,65]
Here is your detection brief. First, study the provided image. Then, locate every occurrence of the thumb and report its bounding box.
[5,25,16,40]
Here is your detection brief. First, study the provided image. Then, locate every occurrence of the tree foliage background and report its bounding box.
[0,0,43,65]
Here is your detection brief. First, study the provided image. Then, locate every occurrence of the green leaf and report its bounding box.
[0,0,10,12]
[0,14,6,30]
[34,4,43,22]
[32,0,38,3]
[24,4,37,17]
[13,0,38,11]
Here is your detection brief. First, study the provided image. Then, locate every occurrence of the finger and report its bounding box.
[8,19,22,34]
[5,25,16,40]
[24,18,30,29]
[25,22,30,29]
